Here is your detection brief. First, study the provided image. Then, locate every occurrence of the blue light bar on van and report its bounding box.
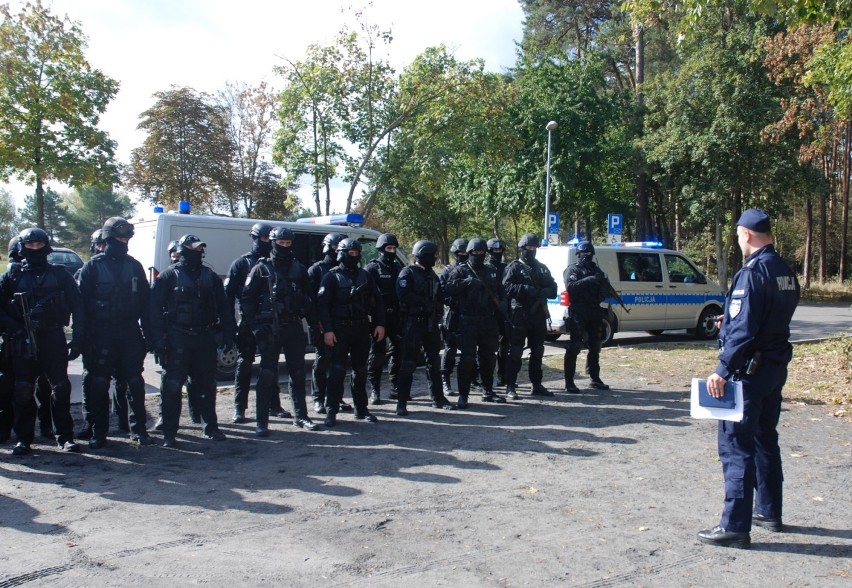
[611,241,663,248]
[296,213,364,226]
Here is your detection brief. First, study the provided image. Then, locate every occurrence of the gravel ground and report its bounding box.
[1,362,850,587]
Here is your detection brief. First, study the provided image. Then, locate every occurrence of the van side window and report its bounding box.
[358,238,379,264]
[617,252,663,282]
[665,254,702,283]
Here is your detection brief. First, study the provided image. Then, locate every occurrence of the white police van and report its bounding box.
[536,242,725,345]
[128,209,398,378]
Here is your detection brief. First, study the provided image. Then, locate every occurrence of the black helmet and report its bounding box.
[7,236,20,259]
[270,226,295,241]
[376,233,399,251]
[466,238,488,254]
[412,240,437,258]
[450,238,469,254]
[102,217,134,239]
[178,234,205,252]
[577,241,595,256]
[322,232,346,255]
[486,238,504,253]
[336,237,362,262]
[250,222,274,239]
[90,229,105,254]
[518,233,539,249]
[167,239,180,253]
[17,227,52,256]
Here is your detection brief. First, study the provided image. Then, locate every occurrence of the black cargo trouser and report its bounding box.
[506,310,547,387]
[563,307,603,383]
[456,315,499,398]
[326,322,371,415]
[368,314,401,395]
[397,317,448,406]
[159,329,220,437]
[254,320,308,427]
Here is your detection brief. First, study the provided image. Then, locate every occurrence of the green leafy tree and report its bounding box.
[16,187,69,243]
[0,188,16,248]
[0,1,119,229]
[125,86,234,212]
[62,185,133,253]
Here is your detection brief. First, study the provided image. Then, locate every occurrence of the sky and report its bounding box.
[4,0,526,215]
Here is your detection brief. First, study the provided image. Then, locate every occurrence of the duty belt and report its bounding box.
[336,318,369,327]
[170,324,215,336]
[277,313,301,323]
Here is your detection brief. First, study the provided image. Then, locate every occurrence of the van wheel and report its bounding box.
[215,343,239,381]
[646,330,664,336]
[601,315,614,347]
[695,306,721,340]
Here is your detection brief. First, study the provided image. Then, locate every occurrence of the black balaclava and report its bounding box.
[252,238,271,258]
[272,242,294,265]
[453,251,469,265]
[180,249,204,268]
[380,248,396,265]
[520,248,536,264]
[342,253,361,270]
[488,251,503,264]
[416,253,436,269]
[104,238,128,258]
[578,252,594,267]
[21,246,49,268]
[469,252,486,270]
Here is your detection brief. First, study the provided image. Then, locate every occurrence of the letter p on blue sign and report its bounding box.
[608,214,623,235]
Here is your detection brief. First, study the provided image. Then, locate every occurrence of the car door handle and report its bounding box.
[655,284,664,288]
[668,285,677,288]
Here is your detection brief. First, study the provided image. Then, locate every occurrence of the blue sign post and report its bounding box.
[607,213,623,244]
[547,212,560,245]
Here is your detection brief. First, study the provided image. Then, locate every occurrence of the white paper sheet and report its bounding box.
[690,378,744,422]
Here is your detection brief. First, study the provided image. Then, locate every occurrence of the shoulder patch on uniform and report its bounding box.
[729,299,742,318]
[398,278,407,288]
[732,289,745,296]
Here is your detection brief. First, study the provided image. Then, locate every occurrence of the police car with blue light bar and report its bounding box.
[536,242,725,345]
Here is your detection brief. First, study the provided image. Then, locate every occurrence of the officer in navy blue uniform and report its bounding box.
[395,240,456,415]
[502,233,558,399]
[317,239,385,426]
[444,238,505,407]
[487,238,509,386]
[439,238,468,396]
[562,242,610,393]
[241,227,319,435]
[149,235,235,447]
[224,223,294,424]
[366,233,404,405]
[0,228,86,455]
[77,217,154,448]
[307,232,353,414]
[698,209,800,550]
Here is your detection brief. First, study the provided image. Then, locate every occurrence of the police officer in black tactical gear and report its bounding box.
[503,233,558,399]
[77,217,154,447]
[241,226,319,435]
[395,240,457,416]
[366,233,404,405]
[149,234,235,447]
[487,238,510,386]
[444,238,506,407]
[224,222,291,424]
[317,238,385,426]
[439,237,468,396]
[0,237,23,443]
[308,232,353,414]
[0,228,86,455]
[562,242,611,393]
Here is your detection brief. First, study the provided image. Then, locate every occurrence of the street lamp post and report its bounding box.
[543,120,558,245]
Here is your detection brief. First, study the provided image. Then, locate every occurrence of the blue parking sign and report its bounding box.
[548,212,559,234]
[608,214,623,235]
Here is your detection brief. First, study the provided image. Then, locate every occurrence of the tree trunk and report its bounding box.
[819,189,827,284]
[633,24,650,239]
[803,196,813,289]
[715,208,727,288]
[312,108,321,215]
[674,196,682,250]
[839,119,850,281]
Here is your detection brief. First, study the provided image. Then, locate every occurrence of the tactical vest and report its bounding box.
[328,267,372,320]
[399,266,440,317]
[458,264,500,317]
[167,266,219,328]
[87,256,140,324]
[9,265,69,330]
[256,259,308,319]
[366,258,402,312]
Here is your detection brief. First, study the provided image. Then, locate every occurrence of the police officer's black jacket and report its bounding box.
[716,244,800,380]
[502,258,557,320]
[0,258,86,344]
[308,255,337,294]
[396,264,442,328]
[444,261,505,319]
[317,264,385,333]
[365,256,404,316]
[149,261,234,344]
[240,257,315,332]
[77,247,150,338]
[564,259,608,317]
[224,251,264,322]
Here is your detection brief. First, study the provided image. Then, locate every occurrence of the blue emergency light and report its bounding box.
[296,213,365,226]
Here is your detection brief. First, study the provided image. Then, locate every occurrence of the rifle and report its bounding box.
[600,273,630,314]
[264,262,280,337]
[468,264,512,337]
[13,292,38,359]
